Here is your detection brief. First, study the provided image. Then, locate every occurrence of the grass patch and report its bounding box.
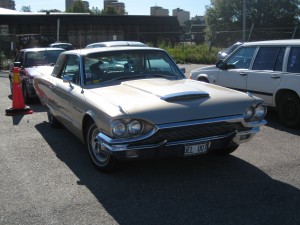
[157,42,220,64]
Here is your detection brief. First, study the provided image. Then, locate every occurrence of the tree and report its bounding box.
[39,9,62,13]
[101,7,126,15]
[66,0,90,13]
[21,5,31,12]
[205,0,300,46]
[90,7,101,15]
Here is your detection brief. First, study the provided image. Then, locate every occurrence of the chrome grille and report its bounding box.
[129,122,247,146]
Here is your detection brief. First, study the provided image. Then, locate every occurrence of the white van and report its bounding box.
[190,39,300,127]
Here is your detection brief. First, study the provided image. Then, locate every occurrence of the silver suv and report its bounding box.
[190,39,300,128]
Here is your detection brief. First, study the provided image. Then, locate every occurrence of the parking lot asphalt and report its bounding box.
[0,67,300,225]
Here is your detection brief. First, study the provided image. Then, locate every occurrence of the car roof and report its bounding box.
[86,41,147,48]
[49,43,72,46]
[20,47,65,52]
[65,46,161,56]
[242,39,300,47]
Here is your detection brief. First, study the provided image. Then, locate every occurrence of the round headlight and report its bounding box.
[244,106,254,121]
[112,121,127,137]
[128,120,143,135]
[254,104,267,120]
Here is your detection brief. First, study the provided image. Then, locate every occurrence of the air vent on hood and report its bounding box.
[160,91,210,102]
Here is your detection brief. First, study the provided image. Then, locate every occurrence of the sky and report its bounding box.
[14,0,211,17]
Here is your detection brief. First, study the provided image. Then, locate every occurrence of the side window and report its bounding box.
[274,48,285,71]
[287,47,300,73]
[226,47,256,69]
[253,47,284,71]
[52,54,66,78]
[61,55,80,84]
[18,52,24,66]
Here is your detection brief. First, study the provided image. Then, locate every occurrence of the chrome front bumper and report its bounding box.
[95,115,267,160]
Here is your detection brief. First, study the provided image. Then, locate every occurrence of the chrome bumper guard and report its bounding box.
[95,116,267,157]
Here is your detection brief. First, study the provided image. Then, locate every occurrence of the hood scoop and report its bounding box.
[160,91,210,102]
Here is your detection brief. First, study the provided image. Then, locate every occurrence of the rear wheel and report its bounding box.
[22,82,31,104]
[277,93,300,128]
[85,120,117,172]
[47,108,61,128]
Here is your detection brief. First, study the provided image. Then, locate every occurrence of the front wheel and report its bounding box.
[85,120,117,172]
[277,93,300,128]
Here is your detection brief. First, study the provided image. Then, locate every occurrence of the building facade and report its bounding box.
[0,13,180,54]
[66,0,89,11]
[103,0,125,15]
[172,8,190,26]
[150,6,169,16]
[0,0,15,10]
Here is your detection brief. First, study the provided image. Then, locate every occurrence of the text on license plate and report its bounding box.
[184,143,209,156]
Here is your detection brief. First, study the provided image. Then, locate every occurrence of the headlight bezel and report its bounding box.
[244,106,255,121]
[112,121,127,137]
[254,104,267,120]
[244,104,267,122]
[111,119,144,138]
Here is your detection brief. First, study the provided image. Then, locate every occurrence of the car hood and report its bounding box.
[191,65,217,73]
[88,78,258,124]
[25,66,54,77]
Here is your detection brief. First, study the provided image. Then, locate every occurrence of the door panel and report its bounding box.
[247,47,285,106]
[216,47,257,91]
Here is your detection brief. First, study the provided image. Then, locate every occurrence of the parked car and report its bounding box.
[86,41,147,48]
[217,42,243,61]
[9,47,65,103]
[33,46,266,171]
[190,39,300,128]
[48,42,74,51]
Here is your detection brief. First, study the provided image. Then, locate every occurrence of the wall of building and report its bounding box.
[0,14,180,52]
[0,0,15,10]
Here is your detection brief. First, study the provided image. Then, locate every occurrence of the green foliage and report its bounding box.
[21,5,31,12]
[90,7,102,15]
[205,0,300,46]
[101,7,126,15]
[39,9,62,13]
[158,42,220,64]
[0,52,11,70]
[66,0,90,13]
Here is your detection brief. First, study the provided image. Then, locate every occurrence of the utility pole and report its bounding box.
[243,0,246,42]
[57,18,60,42]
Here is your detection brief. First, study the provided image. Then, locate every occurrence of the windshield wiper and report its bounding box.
[105,74,147,83]
[146,73,179,79]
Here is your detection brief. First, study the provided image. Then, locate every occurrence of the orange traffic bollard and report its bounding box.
[5,67,33,116]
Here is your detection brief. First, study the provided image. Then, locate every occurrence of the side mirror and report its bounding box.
[180,67,186,73]
[216,60,226,69]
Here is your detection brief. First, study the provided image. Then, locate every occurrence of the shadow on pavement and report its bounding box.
[35,121,300,225]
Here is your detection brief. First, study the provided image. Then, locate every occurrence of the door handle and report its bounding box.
[239,73,247,76]
[271,75,280,79]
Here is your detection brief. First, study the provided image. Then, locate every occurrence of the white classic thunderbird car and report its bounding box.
[33,46,267,171]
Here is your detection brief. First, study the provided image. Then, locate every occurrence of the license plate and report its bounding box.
[184,143,209,156]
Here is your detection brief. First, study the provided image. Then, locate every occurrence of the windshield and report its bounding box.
[83,50,183,85]
[24,50,65,67]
